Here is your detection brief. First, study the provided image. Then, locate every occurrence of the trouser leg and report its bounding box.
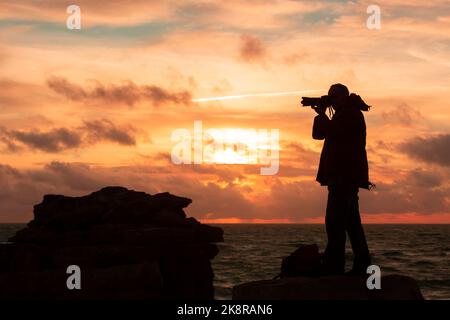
[323,186,346,274]
[346,188,371,272]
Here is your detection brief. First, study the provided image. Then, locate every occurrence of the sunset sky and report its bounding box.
[0,0,449,223]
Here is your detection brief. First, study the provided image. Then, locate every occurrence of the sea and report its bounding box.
[1,224,449,300]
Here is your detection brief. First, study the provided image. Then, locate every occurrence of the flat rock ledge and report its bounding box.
[232,275,424,300]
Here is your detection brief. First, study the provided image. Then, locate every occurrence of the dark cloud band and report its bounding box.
[0,119,136,153]
[47,77,193,107]
[399,134,450,167]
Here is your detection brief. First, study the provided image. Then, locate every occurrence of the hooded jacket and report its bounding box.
[312,100,370,189]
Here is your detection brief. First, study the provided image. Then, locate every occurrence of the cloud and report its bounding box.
[0,119,137,152]
[0,80,48,110]
[0,136,22,152]
[361,180,449,215]
[367,140,397,164]
[308,7,341,23]
[41,162,110,191]
[212,79,233,94]
[47,77,192,107]
[0,162,111,221]
[0,1,172,27]
[282,52,309,66]
[0,161,255,222]
[257,179,327,219]
[82,119,136,145]
[46,77,87,101]
[239,34,266,63]
[381,103,424,127]
[0,160,449,222]
[399,134,450,167]
[2,127,81,152]
[405,168,443,188]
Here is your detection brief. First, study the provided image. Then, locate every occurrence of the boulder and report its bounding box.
[10,224,223,245]
[0,186,223,300]
[0,263,162,300]
[232,275,424,300]
[29,186,193,229]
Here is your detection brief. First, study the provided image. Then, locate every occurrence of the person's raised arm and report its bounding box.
[312,108,330,140]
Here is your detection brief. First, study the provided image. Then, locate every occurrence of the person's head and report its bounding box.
[328,83,349,110]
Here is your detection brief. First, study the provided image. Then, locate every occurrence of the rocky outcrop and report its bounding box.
[0,186,223,300]
[232,275,424,300]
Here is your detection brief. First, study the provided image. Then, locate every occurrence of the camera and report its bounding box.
[301,93,371,112]
[301,95,331,108]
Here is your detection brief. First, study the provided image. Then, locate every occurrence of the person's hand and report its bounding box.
[312,105,326,116]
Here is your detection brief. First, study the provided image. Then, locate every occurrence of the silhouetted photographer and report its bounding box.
[302,83,372,276]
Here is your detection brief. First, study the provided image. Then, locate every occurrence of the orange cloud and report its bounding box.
[47,77,193,107]
[239,34,266,64]
[0,119,137,152]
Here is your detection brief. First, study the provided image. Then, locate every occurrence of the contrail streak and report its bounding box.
[192,86,450,103]
[192,89,325,103]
